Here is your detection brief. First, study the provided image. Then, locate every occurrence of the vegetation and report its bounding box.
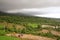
[0,12,60,40]
[0,36,20,40]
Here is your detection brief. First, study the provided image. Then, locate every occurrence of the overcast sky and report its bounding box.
[0,0,60,18]
[1,0,60,11]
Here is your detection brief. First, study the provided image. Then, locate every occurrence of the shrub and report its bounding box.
[0,24,4,30]
[0,30,6,36]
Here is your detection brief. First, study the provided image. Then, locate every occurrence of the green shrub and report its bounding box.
[36,32,55,38]
[57,37,60,40]
[0,30,6,36]
[56,28,60,31]
[0,24,4,30]
[43,32,54,38]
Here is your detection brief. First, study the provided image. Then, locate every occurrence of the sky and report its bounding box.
[6,7,60,18]
[0,0,60,18]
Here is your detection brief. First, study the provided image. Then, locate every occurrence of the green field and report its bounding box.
[0,36,20,40]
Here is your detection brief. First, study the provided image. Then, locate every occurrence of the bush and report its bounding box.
[57,37,60,40]
[36,32,55,38]
[43,32,54,38]
[56,28,60,31]
[0,30,6,36]
[0,24,4,30]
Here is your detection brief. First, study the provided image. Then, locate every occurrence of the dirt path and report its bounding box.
[19,34,55,40]
[51,30,60,36]
[6,33,55,40]
[39,29,60,36]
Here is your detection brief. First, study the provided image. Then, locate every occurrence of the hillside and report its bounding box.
[0,11,60,26]
[0,12,60,40]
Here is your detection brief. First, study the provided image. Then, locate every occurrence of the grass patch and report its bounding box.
[0,36,20,40]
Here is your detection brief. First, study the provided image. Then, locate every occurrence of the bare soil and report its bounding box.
[6,33,55,40]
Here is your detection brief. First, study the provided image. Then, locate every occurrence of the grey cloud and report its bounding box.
[20,12,46,16]
[0,0,60,11]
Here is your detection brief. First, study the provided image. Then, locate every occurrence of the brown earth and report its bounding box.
[51,30,60,36]
[40,29,60,36]
[40,29,49,33]
[6,33,55,40]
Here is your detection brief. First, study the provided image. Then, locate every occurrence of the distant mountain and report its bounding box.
[0,11,60,20]
[0,11,60,22]
[0,11,35,16]
[0,11,43,16]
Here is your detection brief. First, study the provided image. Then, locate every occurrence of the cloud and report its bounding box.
[5,7,60,18]
[0,0,60,11]
[35,13,60,18]
[0,0,60,18]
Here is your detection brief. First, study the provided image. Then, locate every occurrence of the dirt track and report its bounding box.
[6,33,56,40]
[19,34,56,40]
